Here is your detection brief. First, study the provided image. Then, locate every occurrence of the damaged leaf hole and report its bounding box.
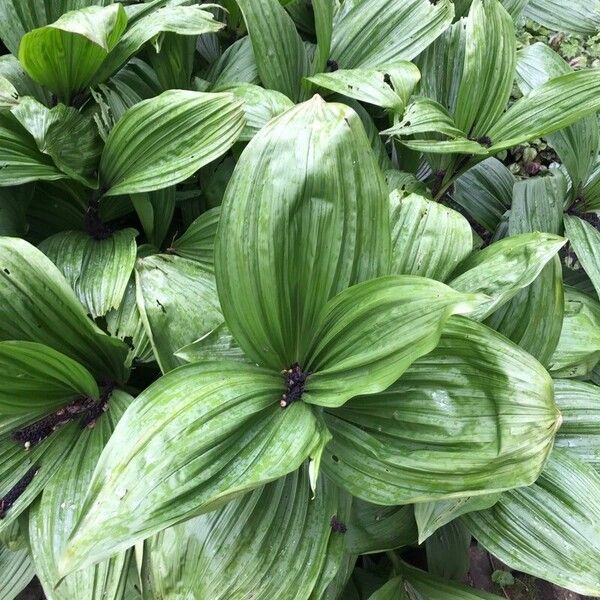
[330,515,347,534]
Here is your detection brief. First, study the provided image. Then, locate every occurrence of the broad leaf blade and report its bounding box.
[0,543,34,600]
[426,520,471,581]
[524,0,600,34]
[565,215,600,301]
[170,207,220,270]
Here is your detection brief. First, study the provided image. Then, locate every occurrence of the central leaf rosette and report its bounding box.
[60,96,560,582]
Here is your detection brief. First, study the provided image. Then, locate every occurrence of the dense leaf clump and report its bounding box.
[0,1,600,599]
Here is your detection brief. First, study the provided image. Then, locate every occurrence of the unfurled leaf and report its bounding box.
[170,207,220,270]
[99,90,244,196]
[61,362,329,572]
[554,379,600,471]
[135,254,222,372]
[0,77,19,109]
[19,4,128,102]
[303,276,486,408]
[389,192,472,281]
[140,467,349,599]
[39,229,137,319]
[321,316,559,504]
[29,392,133,600]
[414,494,500,543]
[524,0,600,34]
[549,287,600,378]
[235,0,309,101]
[0,238,129,382]
[426,520,471,581]
[0,341,98,416]
[565,215,600,301]
[204,36,259,89]
[330,0,454,68]
[464,449,600,596]
[0,55,49,105]
[449,232,567,320]
[215,97,390,371]
[0,542,34,600]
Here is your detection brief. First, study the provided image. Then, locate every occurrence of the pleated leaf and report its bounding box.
[130,187,175,250]
[389,192,472,282]
[426,520,471,581]
[215,96,390,371]
[39,229,137,319]
[554,379,600,471]
[464,449,600,596]
[235,0,309,101]
[565,215,600,301]
[321,316,559,505]
[140,468,349,600]
[0,341,98,416]
[448,232,566,320]
[304,276,487,408]
[414,494,500,543]
[369,563,502,600]
[18,4,128,102]
[61,361,330,573]
[29,392,133,600]
[0,238,129,382]
[487,69,600,153]
[549,287,600,378]
[524,0,600,34]
[330,0,454,68]
[99,90,244,196]
[135,254,223,372]
[170,207,220,270]
[0,543,34,600]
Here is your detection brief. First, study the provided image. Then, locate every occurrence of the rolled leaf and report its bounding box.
[464,449,600,596]
[39,229,138,319]
[135,254,223,372]
[565,215,600,301]
[330,0,454,68]
[18,4,128,102]
[140,468,349,600]
[99,90,244,196]
[215,96,390,371]
[389,192,472,282]
[0,238,129,382]
[322,316,559,504]
[448,232,566,320]
[130,187,175,250]
[61,361,329,573]
[304,276,486,408]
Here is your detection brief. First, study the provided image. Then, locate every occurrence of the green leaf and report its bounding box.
[312,0,334,74]
[401,138,489,155]
[100,90,244,196]
[135,254,223,372]
[0,543,34,600]
[554,379,600,471]
[39,229,137,319]
[516,43,599,192]
[0,341,98,416]
[139,468,349,599]
[549,287,600,378]
[389,192,472,281]
[0,238,129,382]
[453,158,514,232]
[486,176,565,366]
[219,83,294,141]
[215,96,390,371]
[235,0,309,101]
[0,77,19,110]
[0,184,31,237]
[487,70,600,153]
[330,0,454,68]
[426,520,471,581]
[453,0,516,139]
[448,232,567,320]
[346,500,417,555]
[174,322,247,365]
[130,187,175,250]
[29,391,133,600]
[170,207,220,270]
[0,55,49,105]
[204,36,259,89]
[464,449,600,596]
[523,0,600,34]
[322,316,559,505]
[94,3,225,85]
[304,276,486,408]
[19,4,128,102]
[369,562,502,599]
[414,494,500,543]
[306,64,419,112]
[61,361,329,573]
[565,215,600,301]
